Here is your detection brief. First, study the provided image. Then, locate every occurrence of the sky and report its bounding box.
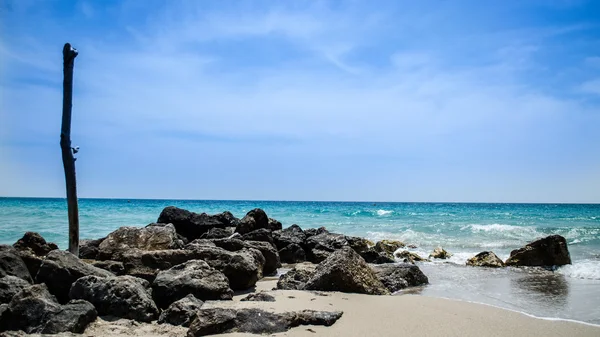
[1,0,599,203]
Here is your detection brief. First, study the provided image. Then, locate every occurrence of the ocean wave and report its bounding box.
[376,209,393,216]
[465,224,537,233]
[557,260,600,280]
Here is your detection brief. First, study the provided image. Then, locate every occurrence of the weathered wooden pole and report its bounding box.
[60,43,80,256]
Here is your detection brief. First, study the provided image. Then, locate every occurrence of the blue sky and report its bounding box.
[1,0,599,202]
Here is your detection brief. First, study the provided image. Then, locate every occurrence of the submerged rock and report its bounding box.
[304,247,389,295]
[157,206,232,241]
[158,294,204,327]
[240,292,276,302]
[467,251,505,268]
[395,250,430,263]
[505,235,571,267]
[370,263,429,293]
[36,250,113,303]
[429,247,453,259]
[69,275,159,322]
[235,209,270,234]
[277,263,316,290]
[12,232,58,257]
[187,308,343,336]
[152,260,233,308]
[0,275,30,304]
[0,245,32,284]
[97,224,183,260]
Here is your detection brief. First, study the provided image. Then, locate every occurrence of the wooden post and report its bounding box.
[60,43,80,256]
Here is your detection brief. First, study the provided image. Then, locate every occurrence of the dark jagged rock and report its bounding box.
[505,235,571,267]
[374,240,405,255]
[241,292,276,302]
[304,247,389,295]
[277,263,316,290]
[304,232,349,263]
[199,228,234,240]
[0,303,9,332]
[78,238,105,260]
[89,260,125,275]
[158,294,204,327]
[152,260,233,308]
[12,232,58,257]
[272,225,306,250]
[278,243,306,263]
[213,211,241,227]
[267,218,283,231]
[303,227,329,238]
[97,224,183,261]
[429,247,453,259]
[345,236,371,254]
[242,228,275,246]
[235,209,270,234]
[5,284,96,334]
[14,250,43,283]
[358,248,395,264]
[394,250,430,263]
[209,238,279,276]
[36,250,113,303]
[157,206,231,241]
[370,263,429,293]
[0,245,32,284]
[187,308,343,336]
[0,276,30,304]
[467,251,505,268]
[69,275,159,322]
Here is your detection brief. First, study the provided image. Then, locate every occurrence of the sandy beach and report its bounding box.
[65,278,599,337]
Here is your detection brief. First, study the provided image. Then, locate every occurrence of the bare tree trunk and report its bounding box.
[60,43,79,256]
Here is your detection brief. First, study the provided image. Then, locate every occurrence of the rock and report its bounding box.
[158,294,204,327]
[0,245,32,283]
[213,211,241,227]
[69,275,159,322]
[467,251,505,268]
[370,263,429,293]
[199,227,234,239]
[240,292,275,302]
[304,232,349,263]
[345,236,371,254]
[272,225,306,250]
[374,240,405,255]
[395,250,430,263]
[187,308,343,336]
[14,250,43,282]
[90,260,125,275]
[12,232,58,257]
[278,243,306,263]
[303,227,329,238]
[36,250,113,303]
[6,284,96,334]
[97,224,183,261]
[0,303,9,332]
[235,209,270,234]
[429,247,453,259]
[157,206,231,241]
[0,276,30,304]
[267,218,283,231]
[277,263,316,290]
[241,228,275,246]
[210,238,279,276]
[358,248,395,264]
[407,244,418,249]
[505,235,571,267]
[304,247,389,295]
[78,238,105,260]
[152,260,232,308]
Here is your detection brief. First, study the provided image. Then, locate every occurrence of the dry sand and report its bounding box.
[41,278,600,337]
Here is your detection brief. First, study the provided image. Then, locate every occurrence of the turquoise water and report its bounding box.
[2,198,600,323]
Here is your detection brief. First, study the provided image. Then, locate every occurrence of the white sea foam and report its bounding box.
[557,260,600,280]
[466,224,534,233]
[376,209,393,216]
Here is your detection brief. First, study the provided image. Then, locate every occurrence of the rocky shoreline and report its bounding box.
[0,206,572,336]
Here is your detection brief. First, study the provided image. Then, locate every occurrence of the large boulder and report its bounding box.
[5,284,96,334]
[0,275,30,304]
[374,240,405,255]
[278,243,306,264]
[158,294,204,327]
[272,225,306,250]
[78,238,105,260]
[69,275,159,322]
[187,308,342,336]
[89,260,125,275]
[467,251,505,268]
[370,263,429,293]
[304,247,389,295]
[267,218,283,231]
[152,260,233,308]
[36,250,113,303]
[12,232,58,257]
[157,206,232,241]
[235,209,270,234]
[0,245,32,283]
[429,247,453,259]
[97,224,183,261]
[208,238,279,276]
[303,227,329,238]
[277,263,316,290]
[304,232,349,263]
[358,248,395,264]
[395,250,430,263]
[199,228,234,240]
[241,228,275,246]
[213,211,241,227]
[345,236,371,254]
[505,235,571,267]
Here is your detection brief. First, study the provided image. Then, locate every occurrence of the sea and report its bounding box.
[1,198,599,324]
